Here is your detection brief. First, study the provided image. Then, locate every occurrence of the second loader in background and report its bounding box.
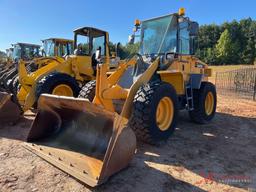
[0,27,118,123]
[1,38,74,95]
[24,9,217,187]
[0,43,41,91]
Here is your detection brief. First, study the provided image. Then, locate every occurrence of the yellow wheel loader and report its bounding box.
[24,9,217,186]
[0,27,113,121]
[0,39,74,121]
[4,38,74,95]
[0,43,41,91]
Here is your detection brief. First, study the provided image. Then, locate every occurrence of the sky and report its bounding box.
[0,0,255,51]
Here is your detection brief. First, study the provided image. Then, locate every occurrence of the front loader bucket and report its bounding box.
[24,94,136,187]
[0,92,21,123]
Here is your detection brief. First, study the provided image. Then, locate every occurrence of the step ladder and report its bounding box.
[185,80,194,111]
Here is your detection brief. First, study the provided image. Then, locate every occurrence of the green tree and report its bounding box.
[108,41,116,55]
[196,18,256,65]
[216,29,237,64]
[117,42,140,59]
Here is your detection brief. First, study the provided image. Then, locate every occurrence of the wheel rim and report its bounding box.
[156,97,174,131]
[52,84,74,96]
[205,92,214,115]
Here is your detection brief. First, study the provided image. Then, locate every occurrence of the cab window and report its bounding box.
[76,35,90,55]
[92,36,105,56]
[179,21,190,54]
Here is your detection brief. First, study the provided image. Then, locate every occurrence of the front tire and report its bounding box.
[129,81,179,144]
[36,73,80,100]
[78,80,96,101]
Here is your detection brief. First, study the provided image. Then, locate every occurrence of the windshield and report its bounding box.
[43,40,55,56]
[140,15,178,55]
[12,45,21,60]
[24,46,40,59]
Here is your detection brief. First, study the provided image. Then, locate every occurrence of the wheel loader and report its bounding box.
[0,43,41,92]
[6,38,75,95]
[24,9,217,187]
[0,27,114,121]
[0,38,74,93]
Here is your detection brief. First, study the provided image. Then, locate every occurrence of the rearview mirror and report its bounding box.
[128,35,135,44]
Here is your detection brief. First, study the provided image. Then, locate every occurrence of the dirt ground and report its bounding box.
[0,94,255,192]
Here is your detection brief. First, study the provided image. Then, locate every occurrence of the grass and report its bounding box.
[208,64,256,82]
[210,64,255,75]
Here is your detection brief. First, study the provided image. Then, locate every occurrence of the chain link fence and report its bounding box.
[215,67,256,101]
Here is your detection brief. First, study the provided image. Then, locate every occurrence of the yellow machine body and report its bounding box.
[17,55,95,111]
[158,55,211,95]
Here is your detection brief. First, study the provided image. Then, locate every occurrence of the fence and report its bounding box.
[215,67,256,101]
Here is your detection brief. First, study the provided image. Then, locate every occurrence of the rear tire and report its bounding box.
[128,81,179,144]
[36,73,80,100]
[189,82,217,124]
[78,80,96,101]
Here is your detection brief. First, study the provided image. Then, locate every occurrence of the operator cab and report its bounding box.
[12,43,41,62]
[74,27,109,70]
[129,8,199,63]
[42,38,74,57]
[121,8,200,88]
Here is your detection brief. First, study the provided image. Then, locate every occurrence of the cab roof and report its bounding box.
[42,38,74,43]
[13,42,41,47]
[74,27,107,37]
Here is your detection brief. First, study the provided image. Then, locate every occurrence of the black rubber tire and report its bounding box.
[189,82,217,124]
[78,80,96,101]
[12,76,20,95]
[6,74,17,93]
[35,73,80,100]
[128,81,179,144]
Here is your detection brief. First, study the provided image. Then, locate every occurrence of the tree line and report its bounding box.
[196,18,256,65]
